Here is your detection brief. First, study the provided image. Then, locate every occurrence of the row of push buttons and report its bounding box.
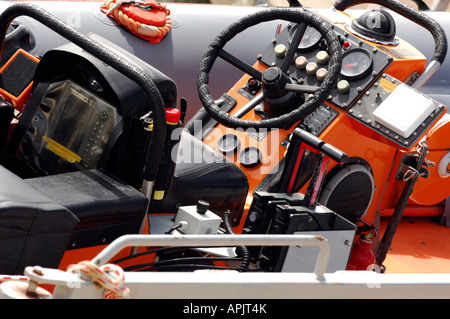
[274,44,350,94]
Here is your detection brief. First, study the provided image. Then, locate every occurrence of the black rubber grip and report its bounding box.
[319,143,349,164]
[295,128,349,163]
[333,0,447,64]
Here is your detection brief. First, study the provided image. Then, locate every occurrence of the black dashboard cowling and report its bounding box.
[32,33,177,112]
[5,34,177,188]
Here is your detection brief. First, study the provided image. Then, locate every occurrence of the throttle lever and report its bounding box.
[277,128,349,207]
[296,128,349,164]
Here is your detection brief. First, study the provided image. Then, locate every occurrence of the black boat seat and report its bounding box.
[0,165,148,275]
[0,165,76,275]
[26,169,148,251]
[0,35,174,274]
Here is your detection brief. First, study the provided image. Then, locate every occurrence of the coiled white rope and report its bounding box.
[68,260,130,299]
[102,0,171,42]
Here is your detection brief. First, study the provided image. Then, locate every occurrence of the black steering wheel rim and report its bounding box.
[197,7,342,129]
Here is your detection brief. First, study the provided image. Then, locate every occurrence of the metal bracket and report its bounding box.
[395,145,433,181]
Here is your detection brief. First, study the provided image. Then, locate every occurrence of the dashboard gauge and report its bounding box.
[239,146,262,168]
[288,25,322,51]
[340,48,373,80]
[217,133,240,155]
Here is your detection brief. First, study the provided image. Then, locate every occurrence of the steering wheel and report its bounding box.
[197,8,342,129]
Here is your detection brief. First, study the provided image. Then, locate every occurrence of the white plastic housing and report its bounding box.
[373,83,435,138]
[174,205,222,235]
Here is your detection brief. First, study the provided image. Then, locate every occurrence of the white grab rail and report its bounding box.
[91,234,331,277]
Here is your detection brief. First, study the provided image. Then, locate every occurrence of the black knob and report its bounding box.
[196,200,209,214]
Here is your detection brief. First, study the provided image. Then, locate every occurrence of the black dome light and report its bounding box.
[348,9,398,45]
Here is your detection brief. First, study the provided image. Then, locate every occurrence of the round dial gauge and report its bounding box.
[217,134,240,155]
[340,48,373,80]
[239,147,262,168]
[288,25,322,51]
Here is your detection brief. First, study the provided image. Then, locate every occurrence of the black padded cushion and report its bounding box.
[0,165,78,274]
[26,169,148,250]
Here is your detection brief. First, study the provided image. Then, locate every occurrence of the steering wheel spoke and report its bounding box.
[233,89,269,118]
[280,22,307,73]
[219,49,263,80]
[284,83,321,94]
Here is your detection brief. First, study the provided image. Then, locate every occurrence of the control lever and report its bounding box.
[140,102,185,201]
[152,106,182,201]
[277,128,349,206]
[294,129,348,163]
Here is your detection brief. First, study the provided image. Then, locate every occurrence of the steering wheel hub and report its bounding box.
[259,67,302,118]
[262,67,289,97]
[262,67,283,84]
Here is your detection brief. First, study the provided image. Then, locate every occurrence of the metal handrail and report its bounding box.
[91,234,331,277]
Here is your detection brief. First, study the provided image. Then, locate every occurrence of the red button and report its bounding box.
[165,107,181,125]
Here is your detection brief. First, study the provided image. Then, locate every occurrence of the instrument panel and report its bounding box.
[348,73,446,148]
[258,20,393,110]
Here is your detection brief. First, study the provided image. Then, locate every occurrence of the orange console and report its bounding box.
[201,8,447,233]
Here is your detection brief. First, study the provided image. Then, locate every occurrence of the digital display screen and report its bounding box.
[23,80,119,175]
